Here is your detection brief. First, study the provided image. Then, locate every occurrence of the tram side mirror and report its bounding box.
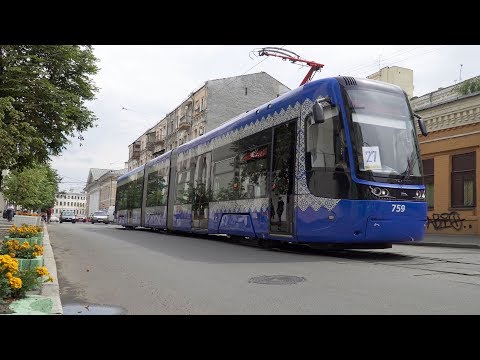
[312,101,325,124]
[312,97,338,124]
[414,113,428,136]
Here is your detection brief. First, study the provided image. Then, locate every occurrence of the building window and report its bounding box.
[423,159,434,208]
[452,152,476,208]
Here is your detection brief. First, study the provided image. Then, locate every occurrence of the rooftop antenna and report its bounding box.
[254,47,324,86]
[459,64,463,82]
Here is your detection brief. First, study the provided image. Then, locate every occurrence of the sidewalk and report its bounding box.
[40,222,63,314]
[399,233,480,249]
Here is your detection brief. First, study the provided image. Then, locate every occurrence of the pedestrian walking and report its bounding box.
[270,200,275,220]
[6,204,14,222]
[277,197,284,230]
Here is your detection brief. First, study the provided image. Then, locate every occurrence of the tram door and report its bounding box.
[269,121,296,234]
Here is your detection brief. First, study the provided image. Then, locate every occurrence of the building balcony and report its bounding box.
[178,119,191,130]
[146,142,155,151]
[154,136,165,145]
[130,150,140,160]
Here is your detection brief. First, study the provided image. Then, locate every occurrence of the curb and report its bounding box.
[397,241,480,250]
[40,224,63,315]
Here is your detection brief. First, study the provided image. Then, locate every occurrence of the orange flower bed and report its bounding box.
[16,212,41,216]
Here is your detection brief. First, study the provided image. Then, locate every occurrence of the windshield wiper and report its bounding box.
[399,153,417,183]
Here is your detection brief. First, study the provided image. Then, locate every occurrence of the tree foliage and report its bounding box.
[0,45,99,173]
[2,163,60,211]
[455,77,480,96]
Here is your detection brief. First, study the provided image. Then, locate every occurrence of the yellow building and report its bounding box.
[411,78,480,235]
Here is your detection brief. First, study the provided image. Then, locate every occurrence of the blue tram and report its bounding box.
[116,76,428,249]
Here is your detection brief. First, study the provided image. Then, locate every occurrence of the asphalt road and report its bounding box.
[48,222,480,314]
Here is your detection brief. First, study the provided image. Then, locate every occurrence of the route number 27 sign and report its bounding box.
[362,146,382,170]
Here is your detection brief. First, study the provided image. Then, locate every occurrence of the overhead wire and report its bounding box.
[341,45,427,75]
[349,45,449,78]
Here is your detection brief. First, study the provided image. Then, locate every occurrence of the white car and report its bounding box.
[50,215,59,223]
[91,211,109,224]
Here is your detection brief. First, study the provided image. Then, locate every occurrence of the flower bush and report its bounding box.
[0,240,43,259]
[0,255,53,299]
[6,224,40,238]
[15,212,41,216]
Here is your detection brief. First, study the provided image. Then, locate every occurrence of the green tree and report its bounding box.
[0,45,99,179]
[455,77,480,96]
[2,163,60,211]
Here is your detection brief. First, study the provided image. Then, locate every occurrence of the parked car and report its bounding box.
[50,215,59,223]
[91,210,108,224]
[60,210,76,223]
[76,214,86,222]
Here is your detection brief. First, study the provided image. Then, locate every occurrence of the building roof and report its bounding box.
[84,168,126,191]
[411,75,480,112]
[97,168,127,183]
[89,168,111,181]
[207,71,290,91]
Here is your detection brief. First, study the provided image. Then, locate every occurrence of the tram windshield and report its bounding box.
[345,88,422,184]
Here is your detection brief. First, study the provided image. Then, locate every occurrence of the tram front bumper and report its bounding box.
[365,216,427,243]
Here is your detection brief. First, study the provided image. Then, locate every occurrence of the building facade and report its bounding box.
[127,72,290,171]
[53,191,86,216]
[411,77,480,235]
[84,168,126,215]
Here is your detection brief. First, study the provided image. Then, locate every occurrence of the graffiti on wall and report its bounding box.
[427,212,465,231]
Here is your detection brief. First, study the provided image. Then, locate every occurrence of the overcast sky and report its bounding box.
[50,45,480,192]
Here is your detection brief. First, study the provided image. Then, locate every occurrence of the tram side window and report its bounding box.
[211,128,271,202]
[306,118,336,169]
[193,154,211,194]
[126,180,134,209]
[212,157,238,201]
[129,175,143,209]
[146,166,169,207]
[239,146,268,199]
[116,183,128,210]
[192,154,212,224]
[305,102,350,198]
[233,127,272,199]
[176,157,195,204]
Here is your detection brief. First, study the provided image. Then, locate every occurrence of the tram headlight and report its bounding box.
[370,186,381,196]
[415,190,426,199]
[369,186,391,198]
